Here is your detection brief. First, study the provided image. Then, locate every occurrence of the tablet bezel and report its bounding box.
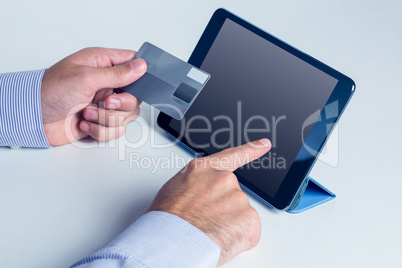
[157,8,355,210]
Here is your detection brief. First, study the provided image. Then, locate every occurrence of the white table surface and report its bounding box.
[1,0,401,267]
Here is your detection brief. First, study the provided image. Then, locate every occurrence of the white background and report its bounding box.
[1,0,401,267]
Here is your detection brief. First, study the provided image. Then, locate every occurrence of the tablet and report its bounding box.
[157,8,355,210]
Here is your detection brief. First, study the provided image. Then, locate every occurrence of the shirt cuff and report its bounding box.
[76,211,221,268]
[0,69,50,148]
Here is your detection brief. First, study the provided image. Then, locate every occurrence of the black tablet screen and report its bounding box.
[169,19,338,197]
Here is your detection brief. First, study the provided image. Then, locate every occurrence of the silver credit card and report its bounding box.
[122,42,211,120]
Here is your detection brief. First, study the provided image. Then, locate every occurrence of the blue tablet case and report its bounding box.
[162,130,335,213]
[285,178,335,213]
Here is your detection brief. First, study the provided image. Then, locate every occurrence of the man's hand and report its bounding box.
[148,138,272,265]
[40,47,147,146]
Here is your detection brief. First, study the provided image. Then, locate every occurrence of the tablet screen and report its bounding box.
[169,19,338,197]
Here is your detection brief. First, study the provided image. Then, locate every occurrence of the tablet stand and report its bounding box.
[286,177,335,213]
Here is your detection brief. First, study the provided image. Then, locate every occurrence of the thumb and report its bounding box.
[90,58,147,91]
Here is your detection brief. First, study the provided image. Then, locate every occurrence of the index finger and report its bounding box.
[73,48,137,68]
[205,138,272,172]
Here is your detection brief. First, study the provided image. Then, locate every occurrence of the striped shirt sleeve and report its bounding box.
[71,211,221,268]
[0,69,50,148]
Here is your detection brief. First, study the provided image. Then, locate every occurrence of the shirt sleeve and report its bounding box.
[71,211,221,268]
[0,69,50,148]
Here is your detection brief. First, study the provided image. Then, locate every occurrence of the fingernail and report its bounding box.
[81,122,89,132]
[85,108,98,120]
[258,138,271,148]
[108,98,121,109]
[129,58,146,74]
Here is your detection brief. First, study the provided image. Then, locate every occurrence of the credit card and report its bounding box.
[122,42,211,120]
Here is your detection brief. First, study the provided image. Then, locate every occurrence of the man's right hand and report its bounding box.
[148,138,272,265]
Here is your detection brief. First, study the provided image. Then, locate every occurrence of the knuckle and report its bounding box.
[123,114,139,126]
[249,207,260,224]
[106,112,125,127]
[81,47,104,55]
[124,94,139,108]
[125,110,140,125]
[93,125,125,141]
[111,64,130,83]
[186,158,208,174]
[233,190,249,204]
[83,108,91,120]
[131,98,140,110]
[223,147,237,156]
[117,126,126,138]
[103,115,113,127]
[94,129,105,141]
[88,124,105,141]
[78,47,91,54]
[214,172,237,189]
[133,97,141,107]
[117,114,126,126]
[77,68,94,86]
[133,106,141,117]
[112,65,124,80]
[187,158,201,171]
[247,208,261,248]
[126,106,141,120]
